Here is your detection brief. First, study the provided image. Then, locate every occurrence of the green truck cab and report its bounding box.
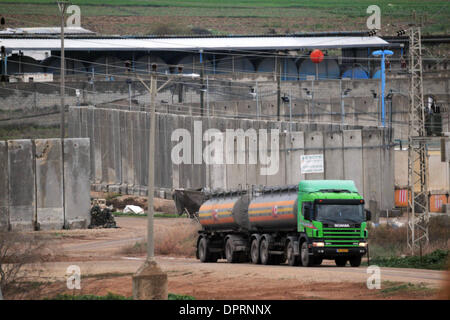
[297,180,370,267]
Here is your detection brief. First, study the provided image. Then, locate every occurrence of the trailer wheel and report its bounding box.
[225,238,240,263]
[259,238,270,265]
[198,237,217,263]
[335,257,347,267]
[287,241,300,266]
[300,242,313,267]
[250,239,260,264]
[349,256,362,267]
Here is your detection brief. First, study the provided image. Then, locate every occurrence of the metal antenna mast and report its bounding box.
[407,26,430,254]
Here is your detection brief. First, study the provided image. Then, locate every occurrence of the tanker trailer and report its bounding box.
[175,180,371,267]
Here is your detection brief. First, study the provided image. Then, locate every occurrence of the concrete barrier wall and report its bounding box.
[0,138,91,231]
[70,107,395,210]
[0,141,9,231]
[35,139,64,230]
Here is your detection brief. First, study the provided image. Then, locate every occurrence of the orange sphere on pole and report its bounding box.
[310,49,324,64]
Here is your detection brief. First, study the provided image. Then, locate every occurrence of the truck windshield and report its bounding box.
[315,204,365,223]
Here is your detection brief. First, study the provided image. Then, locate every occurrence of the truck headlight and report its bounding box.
[313,242,325,247]
[359,242,367,247]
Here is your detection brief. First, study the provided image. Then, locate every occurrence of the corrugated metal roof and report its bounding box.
[0,27,95,35]
[0,36,390,51]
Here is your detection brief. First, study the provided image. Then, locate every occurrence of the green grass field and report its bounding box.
[0,1,448,35]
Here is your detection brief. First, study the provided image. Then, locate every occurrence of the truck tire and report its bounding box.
[287,241,300,266]
[300,241,313,267]
[225,238,240,263]
[198,237,217,263]
[259,238,271,265]
[335,257,347,267]
[349,256,362,267]
[250,238,260,264]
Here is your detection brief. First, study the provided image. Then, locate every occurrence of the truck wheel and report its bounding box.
[259,238,270,265]
[198,237,216,263]
[300,242,313,267]
[225,238,239,263]
[250,239,260,264]
[287,241,300,266]
[335,257,347,267]
[349,256,362,267]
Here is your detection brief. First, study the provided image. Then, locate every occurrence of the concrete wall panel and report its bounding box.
[343,130,364,197]
[7,140,35,231]
[324,130,344,180]
[362,130,382,210]
[286,131,305,185]
[0,141,9,231]
[35,139,64,230]
[304,131,324,180]
[64,138,91,229]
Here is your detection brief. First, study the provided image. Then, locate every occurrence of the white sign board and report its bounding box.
[300,154,324,174]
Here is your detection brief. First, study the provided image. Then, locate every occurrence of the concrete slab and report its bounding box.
[64,138,91,229]
[304,131,324,180]
[324,130,344,180]
[286,131,304,185]
[7,139,35,231]
[362,130,382,210]
[343,130,364,197]
[35,139,64,230]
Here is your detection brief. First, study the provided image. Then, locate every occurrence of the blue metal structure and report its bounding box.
[372,49,393,127]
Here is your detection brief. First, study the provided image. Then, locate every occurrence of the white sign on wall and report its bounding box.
[300,154,324,174]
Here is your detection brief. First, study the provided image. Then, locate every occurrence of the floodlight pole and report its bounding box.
[372,49,393,127]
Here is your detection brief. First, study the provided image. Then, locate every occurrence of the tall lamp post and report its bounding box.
[372,50,393,127]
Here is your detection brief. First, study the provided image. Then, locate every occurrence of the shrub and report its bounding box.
[0,232,50,298]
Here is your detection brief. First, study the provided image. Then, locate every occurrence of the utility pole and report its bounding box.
[147,66,157,259]
[133,65,187,299]
[199,50,205,117]
[57,0,68,228]
[57,1,68,140]
[276,56,281,121]
[132,64,168,299]
[206,75,209,117]
[255,80,260,120]
[289,89,292,131]
[407,26,430,254]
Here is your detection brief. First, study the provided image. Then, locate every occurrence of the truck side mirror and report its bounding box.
[365,209,371,221]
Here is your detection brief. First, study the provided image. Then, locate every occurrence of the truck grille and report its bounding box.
[322,228,361,247]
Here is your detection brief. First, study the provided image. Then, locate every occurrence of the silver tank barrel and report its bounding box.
[248,190,298,231]
[198,194,250,231]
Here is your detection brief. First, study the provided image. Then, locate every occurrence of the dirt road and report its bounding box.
[24,217,448,300]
